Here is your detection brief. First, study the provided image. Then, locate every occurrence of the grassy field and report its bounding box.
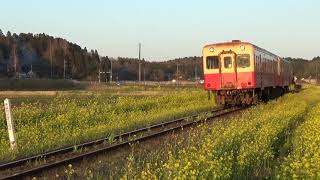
[3,83,320,179]
[0,85,214,163]
[0,78,201,91]
[0,79,78,90]
[63,85,320,179]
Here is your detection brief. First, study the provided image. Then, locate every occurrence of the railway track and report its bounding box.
[0,106,246,179]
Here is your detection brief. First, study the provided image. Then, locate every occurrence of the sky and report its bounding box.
[0,0,319,61]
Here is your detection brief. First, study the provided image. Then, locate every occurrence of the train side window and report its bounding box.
[237,54,250,68]
[206,56,219,69]
[224,57,232,68]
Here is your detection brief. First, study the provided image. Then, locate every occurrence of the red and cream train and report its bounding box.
[203,40,292,106]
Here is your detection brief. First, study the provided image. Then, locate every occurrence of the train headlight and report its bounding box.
[240,45,245,50]
[209,47,214,52]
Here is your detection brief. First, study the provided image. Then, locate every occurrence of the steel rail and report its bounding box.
[0,108,224,170]
[0,106,244,179]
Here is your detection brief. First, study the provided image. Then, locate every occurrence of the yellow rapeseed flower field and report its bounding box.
[3,85,320,179]
[280,102,320,178]
[114,85,320,179]
[0,87,215,163]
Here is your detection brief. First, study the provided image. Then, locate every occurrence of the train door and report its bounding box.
[220,53,237,88]
[277,58,282,86]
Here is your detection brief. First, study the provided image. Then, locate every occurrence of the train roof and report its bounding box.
[203,41,253,48]
[204,41,285,60]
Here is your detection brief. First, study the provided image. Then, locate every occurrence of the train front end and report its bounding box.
[203,41,256,105]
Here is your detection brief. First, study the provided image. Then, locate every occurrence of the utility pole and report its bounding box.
[98,69,101,84]
[29,64,34,78]
[194,56,198,80]
[138,43,141,83]
[143,58,146,84]
[98,56,101,84]
[110,59,113,83]
[63,59,66,79]
[98,56,110,84]
[14,45,17,74]
[50,39,53,79]
[176,61,179,84]
[63,41,67,80]
[316,61,318,84]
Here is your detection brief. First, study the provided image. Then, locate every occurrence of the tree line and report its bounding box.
[285,57,320,79]
[0,30,100,79]
[0,29,318,81]
[0,30,202,81]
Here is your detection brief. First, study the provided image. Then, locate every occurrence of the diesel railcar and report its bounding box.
[203,40,292,106]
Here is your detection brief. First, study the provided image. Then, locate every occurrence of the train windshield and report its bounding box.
[224,57,232,69]
[206,56,219,69]
[237,54,250,68]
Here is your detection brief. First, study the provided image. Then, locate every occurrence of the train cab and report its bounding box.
[203,41,256,91]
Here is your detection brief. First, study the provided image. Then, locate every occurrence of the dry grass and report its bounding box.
[0,91,58,97]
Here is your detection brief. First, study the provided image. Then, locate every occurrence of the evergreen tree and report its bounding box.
[6,31,11,38]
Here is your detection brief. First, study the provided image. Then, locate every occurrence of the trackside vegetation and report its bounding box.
[0,88,215,163]
[2,85,320,179]
[279,101,320,178]
[72,85,320,179]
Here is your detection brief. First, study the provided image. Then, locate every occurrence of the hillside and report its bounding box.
[0,30,202,81]
[0,30,100,79]
[0,29,319,81]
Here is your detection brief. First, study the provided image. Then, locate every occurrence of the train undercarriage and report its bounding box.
[210,86,290,106]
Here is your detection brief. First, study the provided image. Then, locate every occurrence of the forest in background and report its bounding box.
[0,30,318,81]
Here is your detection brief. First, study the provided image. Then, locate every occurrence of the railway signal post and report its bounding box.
[4,98,17,150]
